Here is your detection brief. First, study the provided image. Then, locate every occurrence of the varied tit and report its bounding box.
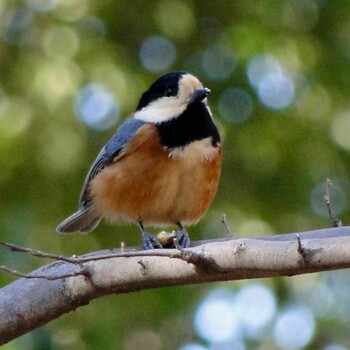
[56,72,222,249]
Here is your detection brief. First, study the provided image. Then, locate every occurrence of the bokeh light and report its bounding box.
[331,110,350,151]
[323,345,348,350]
[296,85,331,121]
[308,280,334,318]
[247,55,282,88]
[327,270,350,300]
[34,61,81,106]
[55,0,89,22]
[208,340,245,350]
[202,45,236,81]
[0,98,32,141]
[124,329,162,350]
[218,87,254,124]
[310,180,347,218]
[42,25,81,59]
[247,54,295,109]
[52,327,81,347]
[75,83,120,131]
[257,73,295,110]
[43,26,80,59]
[236,219,274,238]
[323,270,350,323]
[140,36,176,73]
[233,284,276,339]
[39,126,84,172]
[78,16,107,40]
[273,305,315,349]
[179,344,208,350]
[282,0,319,32]
[155,0,195,39]
[194,289,240,343]
[193,284,277,346]
[3,7,33,46]
[26,0,59,12]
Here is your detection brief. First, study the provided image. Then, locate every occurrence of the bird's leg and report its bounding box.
[137,219,163,250]
[176,221,190,248]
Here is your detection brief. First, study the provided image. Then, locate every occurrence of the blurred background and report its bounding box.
[1,0,350,349]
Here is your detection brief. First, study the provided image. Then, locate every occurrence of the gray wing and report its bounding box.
[78,118,146,208]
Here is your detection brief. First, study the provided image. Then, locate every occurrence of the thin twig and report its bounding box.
[325,178,342,227]
[0,240,208,280]
[0,242,80,263]
[221,214,234,237]
[173,238,184,253]
[0,241,192,264]
[296,234,304,255]
[173,238,192,262]
[0,265,85,281]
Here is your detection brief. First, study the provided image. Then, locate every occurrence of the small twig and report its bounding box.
[173,238,183,252]
[0,241,194,264]
[137,258,147,269]
[137,258,149,276]
[296,234,304,255]
[295,234,318,262]
[0,240,209,280]
[325,178,342,228]
[0,241,80,263]
[0,265,85,281]
[173,238,192,262]
[221,214,234,237]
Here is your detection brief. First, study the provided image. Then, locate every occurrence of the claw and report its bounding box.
[176,221,191,248]
[137,219,163,250]
[141,231,163,249]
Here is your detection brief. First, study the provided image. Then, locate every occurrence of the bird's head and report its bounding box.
[134,72,211,123]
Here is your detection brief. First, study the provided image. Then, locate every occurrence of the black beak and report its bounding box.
[188,87,211,104]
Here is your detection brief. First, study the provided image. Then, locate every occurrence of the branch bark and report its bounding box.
[1,226,350,344]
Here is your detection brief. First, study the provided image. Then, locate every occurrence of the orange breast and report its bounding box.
[90,124,222,226]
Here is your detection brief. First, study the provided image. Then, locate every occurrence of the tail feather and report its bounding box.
[56,206,101,233]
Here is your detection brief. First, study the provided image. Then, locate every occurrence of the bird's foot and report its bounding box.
[175,223,190,248]
[141,231,163,250]
[138,219,163,249]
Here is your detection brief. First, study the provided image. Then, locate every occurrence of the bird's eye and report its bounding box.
[164,87,175,97]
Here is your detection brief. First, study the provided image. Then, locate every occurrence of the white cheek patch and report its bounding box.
[134,97,187,123]
[134,74,211,124]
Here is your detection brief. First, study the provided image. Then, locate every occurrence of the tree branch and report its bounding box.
[1,226,350,344]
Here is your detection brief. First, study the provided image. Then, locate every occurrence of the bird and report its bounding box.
[56,72,222,249]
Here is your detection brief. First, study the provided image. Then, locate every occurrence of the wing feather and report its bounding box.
[78,118,146,208]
